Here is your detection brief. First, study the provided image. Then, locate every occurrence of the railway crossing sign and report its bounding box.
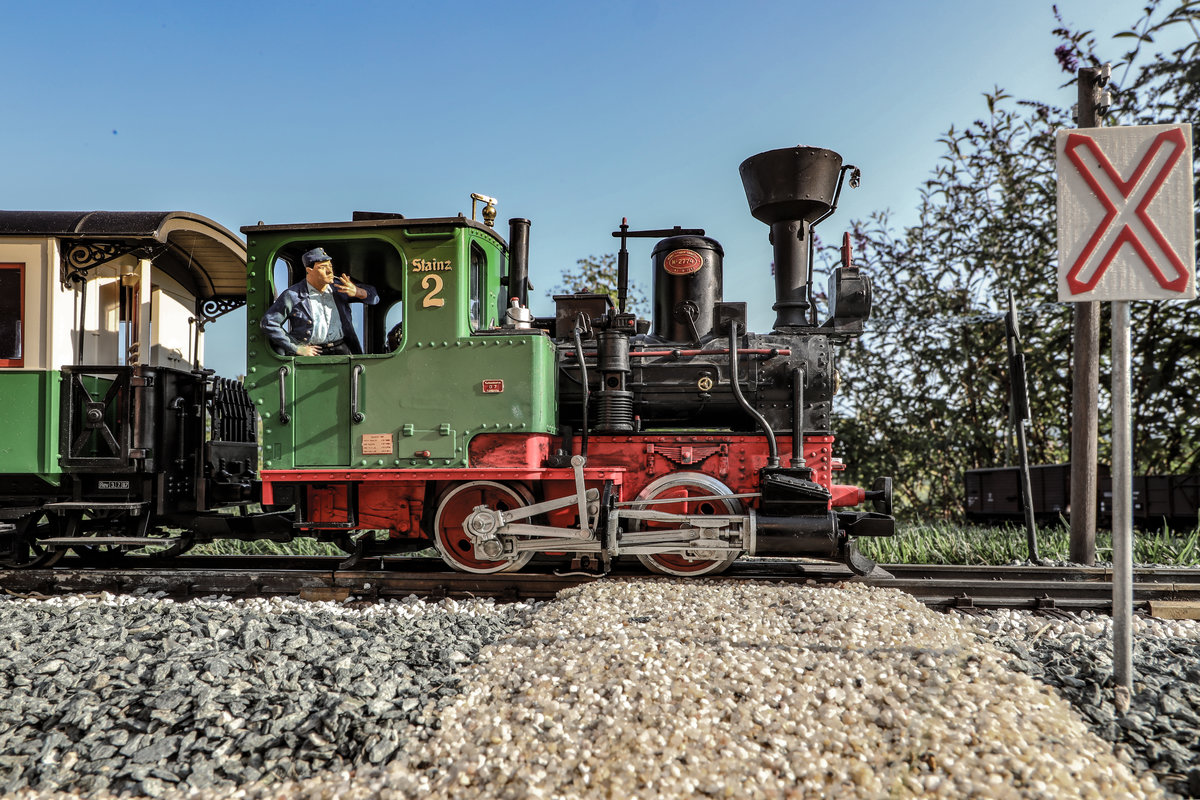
[1057,119,1195,694]
[1057,123,1195,302]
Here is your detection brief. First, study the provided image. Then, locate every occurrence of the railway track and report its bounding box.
[3,557,1199,613]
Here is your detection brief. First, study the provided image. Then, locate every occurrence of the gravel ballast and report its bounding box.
[0,592,534,796]
[2,580,1196,798]
[984,610,1200,798]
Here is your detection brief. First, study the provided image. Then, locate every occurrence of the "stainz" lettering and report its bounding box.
[412,259,453,272]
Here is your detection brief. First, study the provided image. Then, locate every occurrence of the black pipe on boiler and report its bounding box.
[728,319,778,468]
[791,367,806,469]
[507,218,531,307]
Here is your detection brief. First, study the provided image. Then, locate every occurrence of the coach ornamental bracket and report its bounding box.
[56,235,248,328]
[195,295,246,328]
[59,239,170,287]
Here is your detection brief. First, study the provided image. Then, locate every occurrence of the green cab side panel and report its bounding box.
[361,334,558,468]
[254,335,558,470]
[0,370,61,477]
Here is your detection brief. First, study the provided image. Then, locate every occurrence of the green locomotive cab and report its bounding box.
[243,214,558,478]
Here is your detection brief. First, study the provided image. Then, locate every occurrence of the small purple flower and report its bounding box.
[1055,44,1079,73]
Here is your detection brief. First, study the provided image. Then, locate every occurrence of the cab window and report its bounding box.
[265,239,404,356]
[383,301,404,352]
[469,242,486,331]
[272,258,291,300]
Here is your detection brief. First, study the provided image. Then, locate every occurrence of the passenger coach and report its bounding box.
[0,211,255,566]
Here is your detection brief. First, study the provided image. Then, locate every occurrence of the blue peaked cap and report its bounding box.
[302,247,333,269]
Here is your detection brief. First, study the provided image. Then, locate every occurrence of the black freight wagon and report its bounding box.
[965,465,1200,531]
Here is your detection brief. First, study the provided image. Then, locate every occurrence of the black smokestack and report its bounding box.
[739,147,843,329]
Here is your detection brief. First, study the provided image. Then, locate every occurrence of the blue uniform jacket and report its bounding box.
[260,278,380,355]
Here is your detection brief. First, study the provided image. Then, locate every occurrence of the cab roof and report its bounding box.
[241,214,506,245]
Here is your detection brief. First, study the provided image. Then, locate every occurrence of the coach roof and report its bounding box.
[0,210,246,299]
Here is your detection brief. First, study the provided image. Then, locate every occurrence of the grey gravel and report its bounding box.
[3,588,1196,799]
[0,591,535,796]
[981,610,1200,799]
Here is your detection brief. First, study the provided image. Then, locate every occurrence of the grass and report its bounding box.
[190,538,346,557]
[189,532,438,558]
[860,521,1200,566]
[186,520,1200,567]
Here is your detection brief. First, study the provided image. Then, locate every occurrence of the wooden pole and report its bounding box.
[1069,66,1102,566]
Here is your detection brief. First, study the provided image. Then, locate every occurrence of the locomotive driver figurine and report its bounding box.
[261,247,379,356]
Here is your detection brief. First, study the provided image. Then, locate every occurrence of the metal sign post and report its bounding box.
[1057,121,1195,692]
[1111,300,1132,689]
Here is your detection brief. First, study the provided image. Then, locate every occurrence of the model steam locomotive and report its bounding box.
[0,146,894,575]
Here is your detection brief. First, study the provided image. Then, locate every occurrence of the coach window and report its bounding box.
[0,264,24,367]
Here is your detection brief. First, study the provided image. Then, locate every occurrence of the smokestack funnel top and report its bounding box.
[739,146,844,225]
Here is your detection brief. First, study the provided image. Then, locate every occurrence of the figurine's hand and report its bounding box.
[336,273,362,298]
[296,344,321,356]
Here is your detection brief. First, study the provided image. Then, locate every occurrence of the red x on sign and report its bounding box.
[1057,123,1195,302]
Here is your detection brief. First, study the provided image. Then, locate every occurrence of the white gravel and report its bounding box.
[6,580,1173,799]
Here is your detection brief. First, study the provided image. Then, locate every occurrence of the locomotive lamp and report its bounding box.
[827,232,872,332]
[470,193,498,227]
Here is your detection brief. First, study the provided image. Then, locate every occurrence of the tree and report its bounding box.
[834,1,1200,519]
[551,254,647,315]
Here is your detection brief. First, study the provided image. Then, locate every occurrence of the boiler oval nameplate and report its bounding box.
[663,249,703,275]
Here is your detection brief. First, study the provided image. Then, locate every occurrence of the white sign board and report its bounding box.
[1057,123,1195,302]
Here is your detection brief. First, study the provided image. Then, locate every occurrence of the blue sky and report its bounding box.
[0,0,1164,376]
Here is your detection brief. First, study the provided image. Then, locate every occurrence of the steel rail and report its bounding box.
[3,559,1200,611]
